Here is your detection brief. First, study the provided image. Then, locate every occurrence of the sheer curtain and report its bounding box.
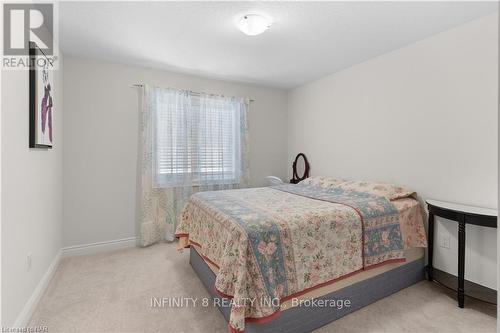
[138,85,249,246]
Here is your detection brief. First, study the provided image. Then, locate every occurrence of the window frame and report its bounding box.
[152,91,242,188]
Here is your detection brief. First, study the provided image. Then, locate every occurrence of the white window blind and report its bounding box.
[151,88,246,188]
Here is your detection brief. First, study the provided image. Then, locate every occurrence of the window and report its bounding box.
[152,88,246,188]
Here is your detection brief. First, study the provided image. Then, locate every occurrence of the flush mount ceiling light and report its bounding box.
[237,14,272,36]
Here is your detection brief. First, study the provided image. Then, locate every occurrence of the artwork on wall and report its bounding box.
[29,41,54,148]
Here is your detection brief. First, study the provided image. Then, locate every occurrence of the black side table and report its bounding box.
[426,199,497,308]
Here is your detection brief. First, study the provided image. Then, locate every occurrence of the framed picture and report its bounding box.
[29,41,54,148]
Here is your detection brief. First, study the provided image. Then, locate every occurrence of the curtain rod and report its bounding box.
[131,84,255,102]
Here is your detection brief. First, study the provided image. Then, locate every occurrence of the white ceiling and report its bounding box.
[60,1,498,89]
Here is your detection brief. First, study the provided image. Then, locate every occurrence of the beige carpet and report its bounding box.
[30,242,496,333]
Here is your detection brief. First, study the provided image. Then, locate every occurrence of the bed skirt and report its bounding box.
[189,247,425,333]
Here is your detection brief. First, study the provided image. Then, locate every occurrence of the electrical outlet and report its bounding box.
[27,252,32,271]
[439,234,451,249]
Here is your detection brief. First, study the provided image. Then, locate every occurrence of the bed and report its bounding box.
[176,177,427,333]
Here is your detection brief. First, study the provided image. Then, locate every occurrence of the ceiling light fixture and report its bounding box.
[237,14,272,36]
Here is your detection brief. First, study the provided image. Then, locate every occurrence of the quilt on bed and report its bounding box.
[175,181,426,332]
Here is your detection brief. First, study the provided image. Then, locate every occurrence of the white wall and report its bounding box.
[62,57,288,248]
[288,13,498,288]
[1,58,64,325]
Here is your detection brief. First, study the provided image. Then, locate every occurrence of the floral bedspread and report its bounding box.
[272,184,405,267]
[175,182,425,332]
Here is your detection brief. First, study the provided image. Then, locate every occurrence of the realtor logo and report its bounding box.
[3,3,53,55]
[2,2,58,70]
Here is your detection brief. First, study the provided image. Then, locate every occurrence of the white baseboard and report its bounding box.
[61,237,137,257]
[13,250,62,328]
[11,237,137,328]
